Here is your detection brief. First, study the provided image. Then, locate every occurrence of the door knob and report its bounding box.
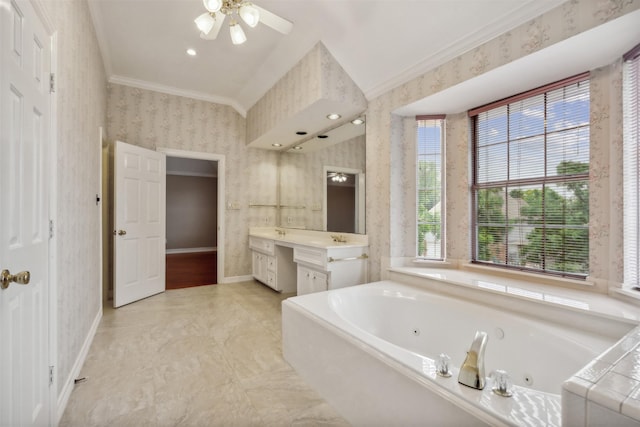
[1,269,31,289]
[117,230,127,236]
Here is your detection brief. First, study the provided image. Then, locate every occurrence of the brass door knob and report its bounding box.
[117,230,127,236]
[1,269,31,289]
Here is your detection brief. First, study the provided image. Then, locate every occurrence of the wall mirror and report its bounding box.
[278,117,366,233]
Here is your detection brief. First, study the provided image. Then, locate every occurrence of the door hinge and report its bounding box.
[49,73,55,93]
[49,366,54,386]
[49,220,54,239]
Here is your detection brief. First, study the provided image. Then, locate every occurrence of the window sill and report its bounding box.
[612,287,640,307]
[460,262,596,291]
[410,258,452,268]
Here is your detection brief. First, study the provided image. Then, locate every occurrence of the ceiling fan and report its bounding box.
[195,0,294,45]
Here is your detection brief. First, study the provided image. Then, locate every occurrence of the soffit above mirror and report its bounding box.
[246,42,367,150]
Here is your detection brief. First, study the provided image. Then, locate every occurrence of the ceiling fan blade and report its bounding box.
[254,5,293,35]
[200,14,225,40]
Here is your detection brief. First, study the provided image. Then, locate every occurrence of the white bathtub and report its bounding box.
[282,280,630,426]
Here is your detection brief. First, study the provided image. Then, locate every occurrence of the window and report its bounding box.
[624,44,640,291]
[416,116,445,260]
[470,74,590,278]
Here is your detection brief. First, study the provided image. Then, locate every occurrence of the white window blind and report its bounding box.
[470,74,590,278]
[624,45,640,290]
[416,116,445,260]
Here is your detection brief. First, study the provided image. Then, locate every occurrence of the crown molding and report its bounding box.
[108,75,247,117]
[363,0,565,101]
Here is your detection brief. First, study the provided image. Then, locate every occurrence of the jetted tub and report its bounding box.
[282,280,629,426]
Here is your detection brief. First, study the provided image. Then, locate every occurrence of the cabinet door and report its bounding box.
[297,266,311,296]
[252,251,261,279]
[297,266,328,296]
[310,270,328,293]
[252,251,268,283]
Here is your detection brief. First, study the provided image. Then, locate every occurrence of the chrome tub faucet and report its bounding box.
[458,330,488,390]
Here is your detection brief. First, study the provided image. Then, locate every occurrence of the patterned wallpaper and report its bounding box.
[247,42,367,144]
[42,0,107,396]
[366,0,638,289]
[106,83,279,278]
[279,135,365,230]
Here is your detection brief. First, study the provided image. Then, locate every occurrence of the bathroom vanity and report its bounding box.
[249,227,368,295]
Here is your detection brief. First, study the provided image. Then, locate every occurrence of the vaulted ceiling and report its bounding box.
[87,0,568,116]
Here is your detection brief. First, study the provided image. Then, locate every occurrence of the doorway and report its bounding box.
[159,149,225,287]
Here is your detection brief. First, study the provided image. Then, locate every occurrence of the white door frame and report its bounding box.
[29,0,59,422]
[158,148,225,284]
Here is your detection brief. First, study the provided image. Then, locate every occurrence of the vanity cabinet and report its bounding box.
[250,236,277,290]
[293,244,368,294]
[252,251,276,289]
[250,236,296,293]
[249,230,368,295]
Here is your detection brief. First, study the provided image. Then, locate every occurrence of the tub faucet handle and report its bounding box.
[436,353,452,377]
[491,370,513,397]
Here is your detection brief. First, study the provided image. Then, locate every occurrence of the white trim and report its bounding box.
[157,148,226,285]
[55,309,102,425]
[29,0,59,423]
[166,170,218,178]
[109,75,247,117]
[166,247,217,254]
[364,0,566,100]
[222,275,254,284]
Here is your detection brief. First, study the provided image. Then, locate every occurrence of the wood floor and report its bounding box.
[166,251,217,289]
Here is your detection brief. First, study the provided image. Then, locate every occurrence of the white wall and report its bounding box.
[42,0,107,398]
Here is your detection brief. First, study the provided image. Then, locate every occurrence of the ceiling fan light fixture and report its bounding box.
[203,0,222,13]
[229,20,247,44]
[194,12,216,35]
[239,3,260,28]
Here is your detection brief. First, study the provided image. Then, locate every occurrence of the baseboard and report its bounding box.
[166,247,217,254]
[56,307,102,425]
[222,275,253,284]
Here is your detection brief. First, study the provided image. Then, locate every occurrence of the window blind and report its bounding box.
[471,75,590,277]
[416,117,445,259]
[624,45,640,290]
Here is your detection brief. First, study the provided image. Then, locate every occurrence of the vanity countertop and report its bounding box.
[249,227,368,250]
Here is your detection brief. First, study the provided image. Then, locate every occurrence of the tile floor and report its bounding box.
[60,281,349,426]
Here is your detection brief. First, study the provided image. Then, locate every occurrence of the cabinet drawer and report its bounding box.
[294,246,326,268]
[249,237,275,255]
[265,270,277,290]
[266,256,277,273]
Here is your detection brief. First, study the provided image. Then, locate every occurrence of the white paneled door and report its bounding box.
[0,0,52,425]
[114,141,166,307]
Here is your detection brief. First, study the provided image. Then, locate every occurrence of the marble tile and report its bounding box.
[622,385,640,420]
[59,281,348,426]
[613,350,640,382]
[589,371,640,412]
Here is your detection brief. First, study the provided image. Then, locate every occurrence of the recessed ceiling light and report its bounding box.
[351,118,365,125]
[296,131,307,135]
[317,135,328,139]
[272,143,282,147]
[327,113,341,120]
[186,48,197,56]
[293,146,303,150]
